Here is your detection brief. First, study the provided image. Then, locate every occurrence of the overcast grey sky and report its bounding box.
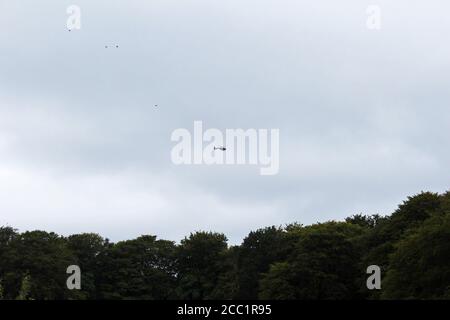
[0,0,449,244]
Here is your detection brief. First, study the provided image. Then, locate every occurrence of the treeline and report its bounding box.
[1,191,450,300]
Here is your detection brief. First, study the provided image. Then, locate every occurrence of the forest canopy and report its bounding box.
[1,191,449,300]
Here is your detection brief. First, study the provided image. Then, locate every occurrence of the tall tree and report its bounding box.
[361,192,442,298]
[382,213,450,299]
[176,232,228,299]
[66,233,110,299]
[259,222,365,299]
[0,227,19,299]
[10,231,75,300]
[236,226,287,299]
[97,235,178,300]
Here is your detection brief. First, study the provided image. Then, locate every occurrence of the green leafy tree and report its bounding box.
[382,213,450,299]
[361,192,443,298]
[365,192,441,262]
[259,262,297,300]
[66,233,110,299]
[346,214,383,229]
[236,226,287,299]
[209,246,240,299]
[10,231,75,300]
[439,191,450,214]
[259,222,365,299]
[97,235,177,299]
[176,232,228,299]
[0,227,20,299]
[16,275,32,300]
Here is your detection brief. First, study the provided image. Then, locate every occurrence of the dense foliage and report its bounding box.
[1,191,449,300]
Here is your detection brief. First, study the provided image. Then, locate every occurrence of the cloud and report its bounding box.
[0,0,449,244]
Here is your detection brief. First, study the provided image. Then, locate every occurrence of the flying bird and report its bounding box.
[214,146,226,151]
